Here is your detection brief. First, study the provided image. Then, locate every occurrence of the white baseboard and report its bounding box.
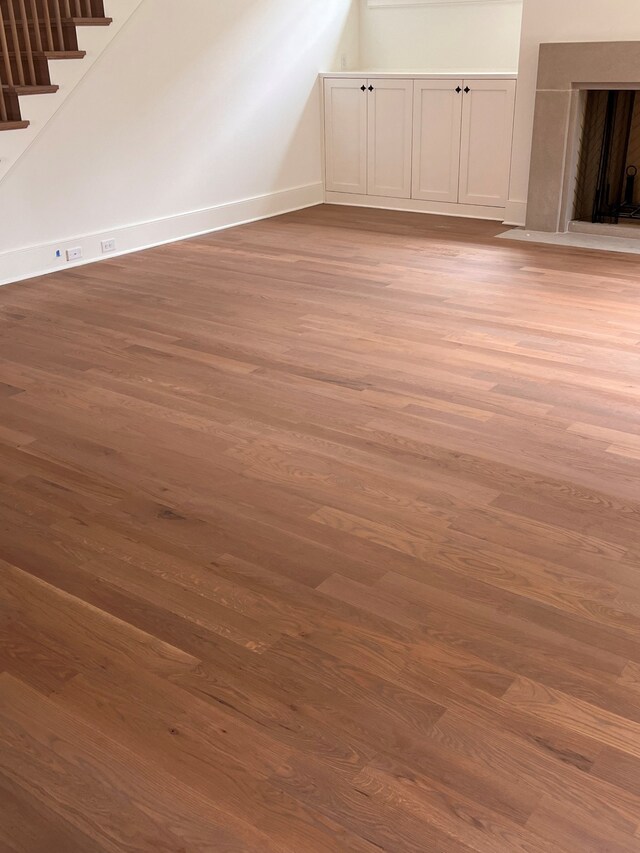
[0,182,324,287]
[503,199,527,227]
[325,191,507,222]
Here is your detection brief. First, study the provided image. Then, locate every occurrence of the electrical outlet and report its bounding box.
[101,238,116,254]
[66,247,83,262]
[341,53,347,71]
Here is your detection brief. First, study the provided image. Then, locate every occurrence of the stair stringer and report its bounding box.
[0,0,145,186]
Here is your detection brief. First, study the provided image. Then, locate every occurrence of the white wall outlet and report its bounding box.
[66,247,83,262]
[101,238,116,254]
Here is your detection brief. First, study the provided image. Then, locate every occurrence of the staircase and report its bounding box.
[0,0,111,131]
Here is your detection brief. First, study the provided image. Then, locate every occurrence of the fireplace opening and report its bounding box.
[574,89,640,225]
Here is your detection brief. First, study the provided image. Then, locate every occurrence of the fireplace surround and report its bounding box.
[526,41,640,233]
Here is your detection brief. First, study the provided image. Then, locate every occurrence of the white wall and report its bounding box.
[0,0,359,284]
[360,0,522,72]
[509,0,640,224]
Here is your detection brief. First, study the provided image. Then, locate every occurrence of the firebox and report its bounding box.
[574,89,640,225]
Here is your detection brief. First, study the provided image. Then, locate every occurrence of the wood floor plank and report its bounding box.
[51,666,381,853]
[0,775,102,853]
[0,560,199,680]
[0,674,283,853]
[503,677,640,761]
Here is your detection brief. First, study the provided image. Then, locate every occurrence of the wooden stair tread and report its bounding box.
[6,50,86,60]
[69,17,112,26]
[2,17,111,27]
[0,119,29,131]
[2,83,58,95]
[44,50,87,59]
[0,6,111,131]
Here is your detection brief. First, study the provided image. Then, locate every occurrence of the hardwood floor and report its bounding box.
[1,204,640,851]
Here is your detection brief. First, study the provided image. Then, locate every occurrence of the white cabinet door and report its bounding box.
[367,79,414,199]
[324,78,368,195]
[459,79,516,208]
[412,80,463,203]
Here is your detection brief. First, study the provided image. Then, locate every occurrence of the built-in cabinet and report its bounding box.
[412,80,462,203]
[324,78,368,195]
[367,78,414,199]
[324,77,413,198]
[323,75,516,217]
[458,79,517,208]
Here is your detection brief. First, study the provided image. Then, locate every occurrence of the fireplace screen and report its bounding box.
[574,90,640,224]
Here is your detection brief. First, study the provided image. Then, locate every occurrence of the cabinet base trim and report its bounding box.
[324,191,506,222]
[503,199,527,227]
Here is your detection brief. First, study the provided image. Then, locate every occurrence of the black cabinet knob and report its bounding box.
[455,86,462,93]
[368,85,374,92]
[464,86,471,94]
[360,85,366,92]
